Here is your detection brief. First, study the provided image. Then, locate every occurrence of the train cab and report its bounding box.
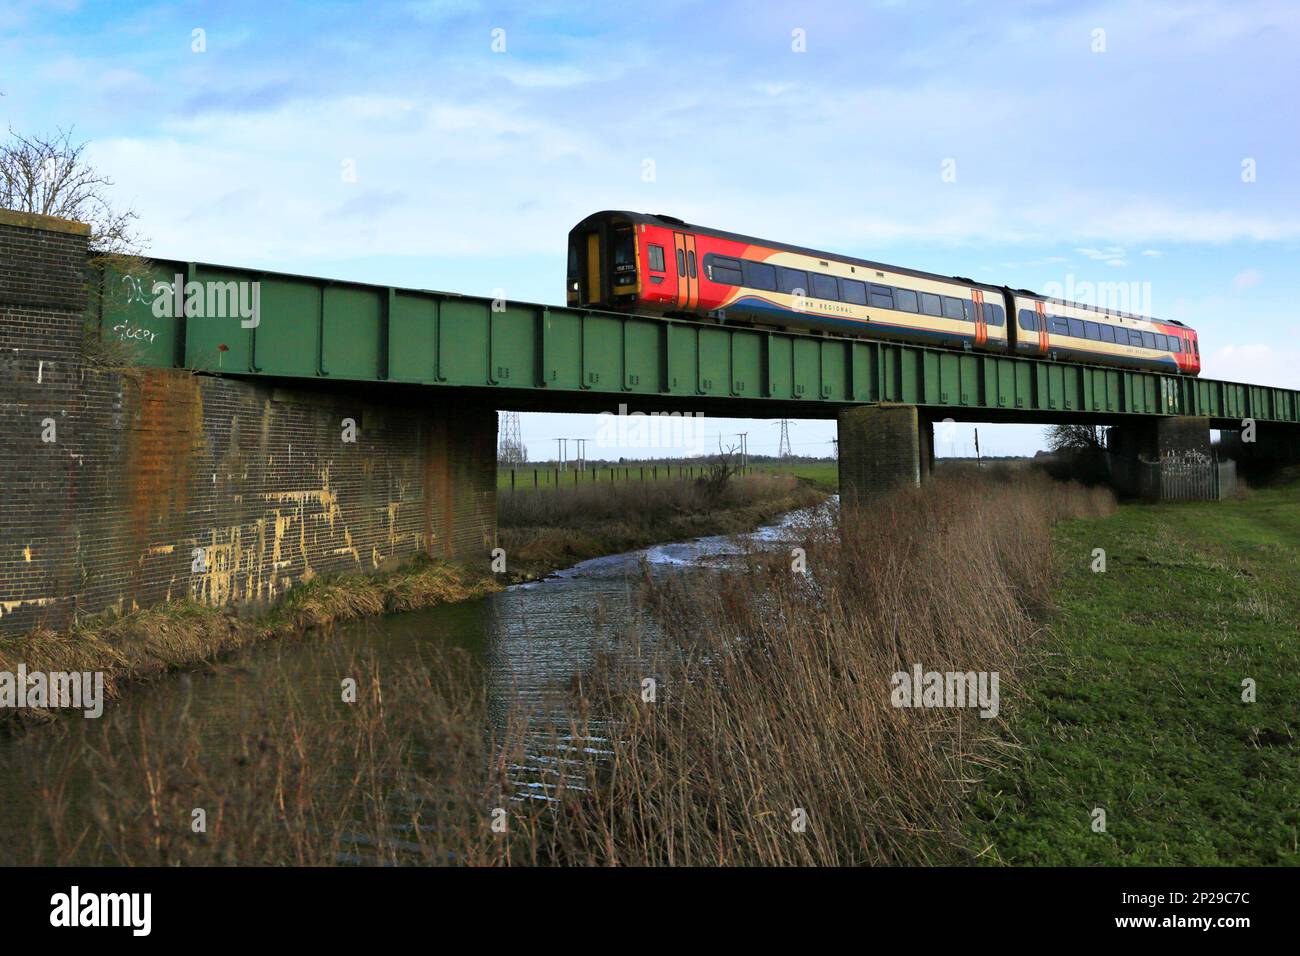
[567,211,642,308]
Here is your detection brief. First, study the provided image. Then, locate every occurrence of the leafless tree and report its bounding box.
[696,441,742,504]
[0,126,143,256]
[1047,423,1107,456]
[2,126,150,363]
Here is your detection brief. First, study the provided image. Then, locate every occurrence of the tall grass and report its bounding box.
[543,471,1115,864]
[0,472,1114,865]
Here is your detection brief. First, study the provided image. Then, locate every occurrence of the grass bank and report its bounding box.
[965,482,1300,865]
[498,470,825,579]
[0,556,499,731]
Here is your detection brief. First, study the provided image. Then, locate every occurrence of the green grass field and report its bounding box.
[747,460,839,491]
[967,482,1300,865]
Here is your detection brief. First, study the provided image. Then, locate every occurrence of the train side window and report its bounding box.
[1129,330,1144,347]
[984,303,1004,326]
[920,293,942,316]
[1084,321,1101,341]
[896,288,920,313]
[841,278,867,305]
[1018,309,1038,332]
[1142,331,1156,349]
[1193,339,1199,356]
[1169,338,1181,353]
[1066,317,1084,338]
[1155,333,1169,351]
[743,261,777,291]
[778,267,808,295]
[648,244,665,272]
[1101,325,1116,343]
[707,254,743,284]
[870,284,895,309]
[942,296,966,321]
[687,250,697,278]
[676,249,685,276]
[1051,316,1070,335]
[811,273,839,300]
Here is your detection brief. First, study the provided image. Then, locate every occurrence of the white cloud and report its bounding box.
[1231,268,1262,290]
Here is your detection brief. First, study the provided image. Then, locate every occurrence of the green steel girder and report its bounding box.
[95,258,1300,426]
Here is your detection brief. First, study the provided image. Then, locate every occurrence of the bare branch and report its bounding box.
[1,126,145,256]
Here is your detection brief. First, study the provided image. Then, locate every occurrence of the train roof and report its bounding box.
[574,210,1184,329]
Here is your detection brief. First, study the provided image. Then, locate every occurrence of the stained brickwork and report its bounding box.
[837,404,923,506]
[0,212,497,636]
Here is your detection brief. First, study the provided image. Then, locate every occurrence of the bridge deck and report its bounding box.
[98,258,1300,426]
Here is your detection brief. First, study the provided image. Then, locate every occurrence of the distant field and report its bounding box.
[498,458,1032,493]
[498,462,716,490]
[967,481,1300,865]
[748,460,839,491]
[497,460,839,491]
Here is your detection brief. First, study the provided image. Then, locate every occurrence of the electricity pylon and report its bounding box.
[498,411,527,464]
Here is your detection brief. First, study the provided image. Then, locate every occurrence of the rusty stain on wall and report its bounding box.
[126,371,202,542]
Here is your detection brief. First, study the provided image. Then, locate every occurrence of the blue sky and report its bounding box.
[3,0,1297,457]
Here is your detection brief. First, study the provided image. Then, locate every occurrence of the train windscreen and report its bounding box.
[611,226,636,286]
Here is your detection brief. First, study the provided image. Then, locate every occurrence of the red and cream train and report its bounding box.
[567,211,1200,376]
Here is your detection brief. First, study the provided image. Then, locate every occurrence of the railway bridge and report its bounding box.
[106,247,1300,494]
[3,209,1298,633]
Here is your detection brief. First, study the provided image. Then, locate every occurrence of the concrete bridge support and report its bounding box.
[1106,416,1213,498]
[837,404,930,506]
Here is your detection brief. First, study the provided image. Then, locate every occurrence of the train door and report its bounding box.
[971,289,988,347]
[1034,301,1050,355]
[568,228,603,306]
[672,232,699,310]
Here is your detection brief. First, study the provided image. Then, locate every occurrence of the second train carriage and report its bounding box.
[567,211,1200,376]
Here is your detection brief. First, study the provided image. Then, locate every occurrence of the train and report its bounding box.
[567,211,1200,376]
